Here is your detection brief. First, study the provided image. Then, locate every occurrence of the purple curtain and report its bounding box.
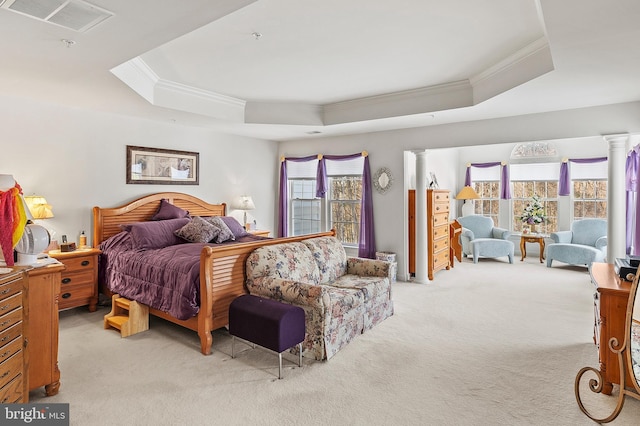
[466,162,511,199]
[626,146,640,254]
[558,157,608,196]
[316,157,327,198]
[320,152,375,258]
[277,155,318,237]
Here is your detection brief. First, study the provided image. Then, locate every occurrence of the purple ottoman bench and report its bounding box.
[229,294,305,379]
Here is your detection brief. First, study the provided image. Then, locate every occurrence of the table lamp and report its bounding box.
[455,186,480,217]
[233,195,255,230]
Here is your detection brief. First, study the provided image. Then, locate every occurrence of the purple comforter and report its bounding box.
[99,232,267,320]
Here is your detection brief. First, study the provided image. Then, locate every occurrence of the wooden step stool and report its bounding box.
[104,294,149,337]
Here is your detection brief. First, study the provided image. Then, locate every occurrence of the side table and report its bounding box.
[48,248,101,312]
[520,234,546,263]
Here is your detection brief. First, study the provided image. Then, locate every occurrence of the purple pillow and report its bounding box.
[219,216,248,238]
[151,199,189,221]
[122,217,190,250]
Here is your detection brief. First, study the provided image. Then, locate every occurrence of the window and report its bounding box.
[511,181,558,233]
[286,157,364,246]
[510,163,559,234]
[290,180,321,235]
[329,176,362,246]
[472,181,500,226]
[569,160,608,221]
[573,180,607,220]
[468,164,501,225]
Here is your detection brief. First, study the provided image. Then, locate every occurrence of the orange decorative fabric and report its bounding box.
[0,183,28,266]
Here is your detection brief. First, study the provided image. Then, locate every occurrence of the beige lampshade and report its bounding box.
[455,186,480,200]
[24,195,54,219]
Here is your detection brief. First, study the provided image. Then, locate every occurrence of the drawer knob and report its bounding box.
[62,278,72,284]
[0,371,8,379]
[0,350,10,359]
[61,293,71,299]
[81,260,90,266]
[0,289,10,295]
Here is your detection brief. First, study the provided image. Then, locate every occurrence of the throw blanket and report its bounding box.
[100,232,266,320]
[0,182,28,266]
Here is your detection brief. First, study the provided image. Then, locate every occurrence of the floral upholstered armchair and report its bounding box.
[457,215,514,264]
[546,219,607,267]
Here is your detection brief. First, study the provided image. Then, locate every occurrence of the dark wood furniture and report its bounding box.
[590,262,634,395]
[0,268,28,403]
[49,248,101,312]
[408,189,451,280]
[519,234,546,263]
[26,263,65,397]
[93,192,334,355]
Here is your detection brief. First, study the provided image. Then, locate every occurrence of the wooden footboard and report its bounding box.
[93,192,335,355]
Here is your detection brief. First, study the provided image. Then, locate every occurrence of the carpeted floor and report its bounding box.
[30,257,640,425]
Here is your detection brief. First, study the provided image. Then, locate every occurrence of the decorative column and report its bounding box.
[605,134,628,262]
[414,151,428,283]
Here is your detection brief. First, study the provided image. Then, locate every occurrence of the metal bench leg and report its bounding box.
[298,343,302,367]
[278,353,283,379]
[231,335,235,358]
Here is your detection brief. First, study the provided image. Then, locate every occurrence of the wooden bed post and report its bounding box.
[199,246,214,355]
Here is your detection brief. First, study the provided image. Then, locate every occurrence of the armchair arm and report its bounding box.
[247,277,330,310]
[461,228,474,240]
[595,236,608,251]
[347,257,391,279]
[492,227,511,240]
[550,231,572,243]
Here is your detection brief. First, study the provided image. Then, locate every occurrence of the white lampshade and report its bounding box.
[234,195,255,211]
[15,224,50,265]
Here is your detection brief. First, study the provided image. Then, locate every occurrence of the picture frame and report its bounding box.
[126,145,199,185]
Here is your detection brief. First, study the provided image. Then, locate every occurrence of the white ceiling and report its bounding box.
[1,0,640,141]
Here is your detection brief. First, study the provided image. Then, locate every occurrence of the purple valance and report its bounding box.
[558,157,608,196]
[465,162,511,199]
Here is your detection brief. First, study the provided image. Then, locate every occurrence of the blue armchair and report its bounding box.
[546,219,607,268]
[457,215,514,264]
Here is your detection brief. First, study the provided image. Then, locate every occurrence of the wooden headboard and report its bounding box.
[92,192,226,247]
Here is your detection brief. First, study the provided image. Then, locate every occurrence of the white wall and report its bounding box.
[0,95,278,248]
[280,102,640,281]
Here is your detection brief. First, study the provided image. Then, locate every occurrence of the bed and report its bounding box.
[93,192,334,355]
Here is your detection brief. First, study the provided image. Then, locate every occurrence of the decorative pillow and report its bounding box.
[219,216,248,238]
[204,216,235,243]
[174,216,219,243]
[121,217,190,250]
[151,199,189,221]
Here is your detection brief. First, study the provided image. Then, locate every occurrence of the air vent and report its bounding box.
[0,0,113,32]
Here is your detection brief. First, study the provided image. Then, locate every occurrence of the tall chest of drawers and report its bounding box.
[0,268,27,403]
[408,189,451,280]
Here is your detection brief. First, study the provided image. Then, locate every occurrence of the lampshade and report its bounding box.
[455,186,480,200]
[234,195,255,211]
[24,195,54,219]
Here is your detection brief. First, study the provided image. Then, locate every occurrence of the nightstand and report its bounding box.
[248,230,270,237]
[48,248,101,312]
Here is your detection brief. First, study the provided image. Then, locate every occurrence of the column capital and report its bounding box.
[603,133,629,145]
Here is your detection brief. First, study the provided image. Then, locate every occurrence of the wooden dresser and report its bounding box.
[408,189,451,280]
[49,248,101,312]
[590,262,634,395]
[0,268,28,403]
[26,263,65,397]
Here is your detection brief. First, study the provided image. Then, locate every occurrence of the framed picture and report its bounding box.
[126,145,199,185]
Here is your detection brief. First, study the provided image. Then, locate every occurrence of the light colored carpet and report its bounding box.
[30,258,640,425]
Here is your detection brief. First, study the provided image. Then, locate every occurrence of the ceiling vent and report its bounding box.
[0,0,113,32]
